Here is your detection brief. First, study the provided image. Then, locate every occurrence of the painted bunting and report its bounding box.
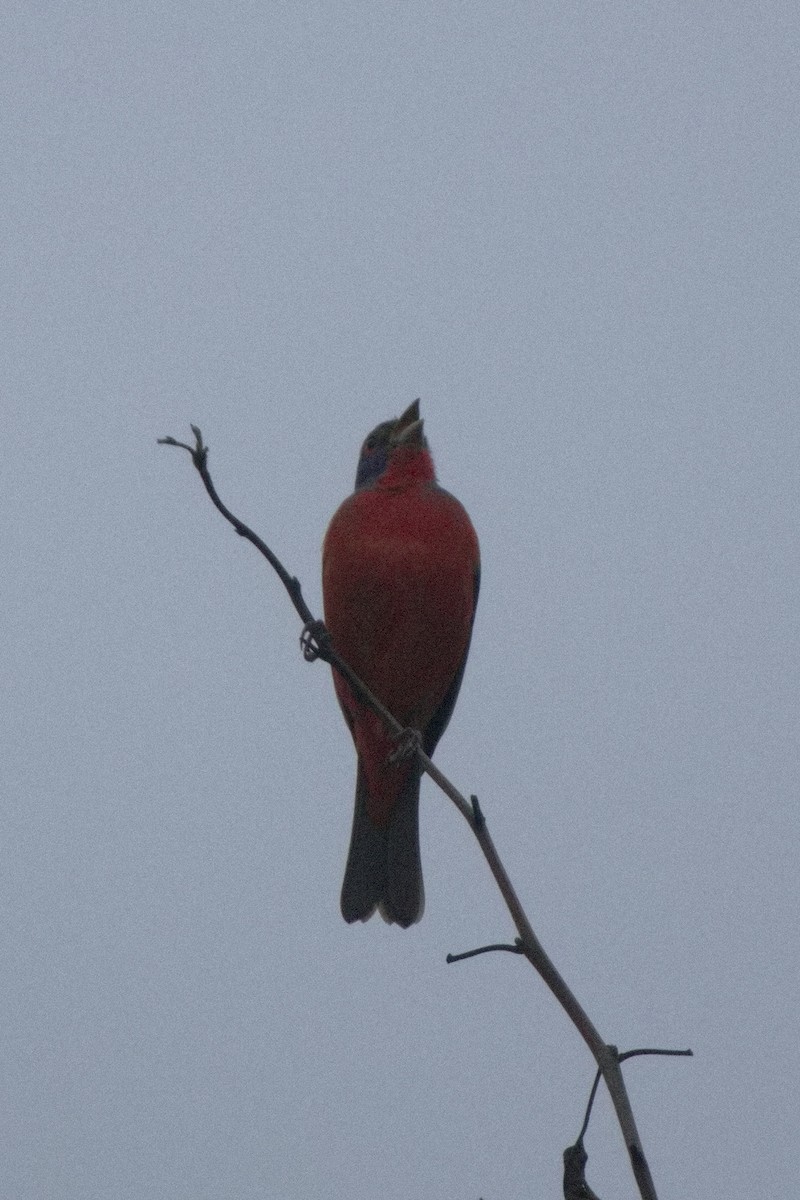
[322,400,480,927]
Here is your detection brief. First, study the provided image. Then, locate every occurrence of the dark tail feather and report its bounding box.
[382,771,424,927]
[340,765,387,924]
[340,764,424,928]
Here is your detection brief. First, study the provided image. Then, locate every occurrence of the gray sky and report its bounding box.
[3,4,798,1197]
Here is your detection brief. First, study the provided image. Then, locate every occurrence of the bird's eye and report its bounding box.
[364,436,377,451]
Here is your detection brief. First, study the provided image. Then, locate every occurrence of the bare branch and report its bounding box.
[160,428,688,1200]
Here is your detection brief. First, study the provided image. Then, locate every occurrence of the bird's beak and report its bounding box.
[391,398,424,446]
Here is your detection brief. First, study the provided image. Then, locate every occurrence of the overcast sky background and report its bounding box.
[3,4,798,1197]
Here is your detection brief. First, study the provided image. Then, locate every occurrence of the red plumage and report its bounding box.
[322,401,479,927]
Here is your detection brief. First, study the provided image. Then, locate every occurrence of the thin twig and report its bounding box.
[619,1047,694,1064]
[446,942,524,963]
[158,427,313,624]
[579,1070,604,1143]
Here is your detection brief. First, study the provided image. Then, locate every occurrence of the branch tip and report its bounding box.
[158,426,207,468]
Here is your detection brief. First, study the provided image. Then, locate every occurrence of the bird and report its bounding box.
[322,400,480,927]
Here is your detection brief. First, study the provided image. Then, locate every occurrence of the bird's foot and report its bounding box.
[300,619,330,662]
[390,726,423,764]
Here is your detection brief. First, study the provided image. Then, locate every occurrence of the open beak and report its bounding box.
[390,398,424,447]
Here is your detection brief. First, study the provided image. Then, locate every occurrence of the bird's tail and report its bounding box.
[340,763,425,928]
